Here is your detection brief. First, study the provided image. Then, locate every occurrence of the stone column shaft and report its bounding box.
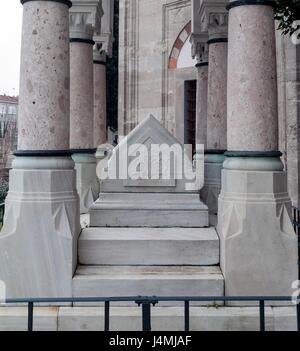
[201,14,228,220]
[195,63,208,147]
[93,52,107,147]
[0,0,80,298]
[191,33,209,148]
[218,0,298,299]
[207,39,227,151]
[69,13,100,214]
[70,39,94,150]
[18,0,71,151]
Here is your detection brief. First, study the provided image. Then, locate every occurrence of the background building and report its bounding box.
[0,95,18,179]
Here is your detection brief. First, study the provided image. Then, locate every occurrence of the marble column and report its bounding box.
[202,14,228,221]
[0,0,80,298]
[191,33,209,149]
[69,14,99,214]
[195,63,208,148]
[93,48,107,147]
[218,0,298,298]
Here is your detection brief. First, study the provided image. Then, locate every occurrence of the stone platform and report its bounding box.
[78,227,219,265]
[72,265,224,306]
[89,192,209,227]
[0,306,297,331]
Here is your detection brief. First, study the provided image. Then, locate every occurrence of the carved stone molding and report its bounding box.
[198,0,229,35]
[97,0,115,57]
[190,32,209,63]
[208,12,228,40]
[93,42,107,62]
[69,0,103,40]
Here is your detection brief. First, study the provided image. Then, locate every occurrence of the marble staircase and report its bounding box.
[72,115,224,306]
[72,223,224,304]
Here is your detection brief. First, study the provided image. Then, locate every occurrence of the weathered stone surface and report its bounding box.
[218,159,298,298]
[72,265,224,306]
[90,192,208,227]
[97,115,204,192]
[201,153,224,216]
[0,157,80,298]
[273,307,298,331]
[118,0,192,138]
[78,227,219,265]
[276,31,300,206]
[18,1,70,151]
[72,153,99,214]
[70,42,94,149]
[196,65,208,148]
[227,5,278,151]
[0,307,58,331]
[93,60,107,147]
[58,306,275,331]
[207,41,227,151]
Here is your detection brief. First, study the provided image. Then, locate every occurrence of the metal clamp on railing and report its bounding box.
[135,296,158,331]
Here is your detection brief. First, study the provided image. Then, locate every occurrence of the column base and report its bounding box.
[0,156,80,298]
[72,153,99,214]
[218,157,298,300]
[201,153,225,216]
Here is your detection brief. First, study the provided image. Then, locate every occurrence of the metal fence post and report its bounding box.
[104,301,110,331]
[259,300,265,332]
[184,300,190,331]
[28,302,33,332]
[135,297,158,331]
[142,303,152,331]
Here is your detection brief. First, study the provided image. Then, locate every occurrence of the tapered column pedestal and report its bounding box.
[218,0,298,299]
[0,156,79,297]
[201,152,225,221]
[218,155,297,299]
[72,151,99,214]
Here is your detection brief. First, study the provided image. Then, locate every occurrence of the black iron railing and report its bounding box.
[293,206,300,282]
[3,295,299,332]
[293,206,300,332]
[0,203,4,228]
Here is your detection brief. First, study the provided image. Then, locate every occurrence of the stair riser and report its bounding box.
[90,210,209,227]
[58,307,283,331]
[79,240,219,265]
[72,278,224,306]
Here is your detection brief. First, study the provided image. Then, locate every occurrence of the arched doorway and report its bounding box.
[168,21,197,151]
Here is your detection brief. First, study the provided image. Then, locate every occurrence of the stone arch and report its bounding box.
[168,21,192,69]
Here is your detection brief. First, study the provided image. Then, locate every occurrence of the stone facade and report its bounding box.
[118,0,196,142]
[0,96,18,176]
[276,31,300,207]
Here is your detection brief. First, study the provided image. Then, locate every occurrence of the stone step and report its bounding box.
[58,306,278,331]
[72,265,224,306]
[89,192,209,227]
[78,227,219,265]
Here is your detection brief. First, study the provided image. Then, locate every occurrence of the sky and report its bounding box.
[0,0,23,96]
